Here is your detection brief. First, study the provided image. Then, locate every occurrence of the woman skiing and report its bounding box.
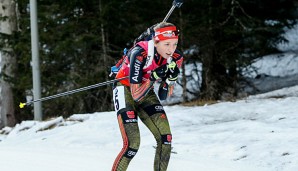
[112,22,183,171]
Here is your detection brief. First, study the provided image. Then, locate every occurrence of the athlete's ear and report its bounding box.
[154,40,159,47]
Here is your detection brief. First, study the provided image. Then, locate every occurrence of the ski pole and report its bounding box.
[163,0,184,86]
[162,0,184,22]
[19,76,128,108]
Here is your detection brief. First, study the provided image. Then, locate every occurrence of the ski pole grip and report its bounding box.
[173,0,183,8]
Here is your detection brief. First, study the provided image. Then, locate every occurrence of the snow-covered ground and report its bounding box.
[242,22,298,94]
[246,22,298,79]
[0,85,298,171]
[277,24,298,52]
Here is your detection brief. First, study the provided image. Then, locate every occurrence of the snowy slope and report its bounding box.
[0,85,298,171]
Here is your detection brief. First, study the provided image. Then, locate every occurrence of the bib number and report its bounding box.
[113,86,126,112]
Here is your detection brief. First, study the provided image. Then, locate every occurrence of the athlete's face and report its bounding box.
[155,39,178,59]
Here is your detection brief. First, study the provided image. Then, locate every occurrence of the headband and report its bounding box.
[154,26,179,41]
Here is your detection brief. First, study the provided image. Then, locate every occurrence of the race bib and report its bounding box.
[113,86,126,112]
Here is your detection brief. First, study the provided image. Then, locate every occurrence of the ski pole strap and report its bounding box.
[19,76,129,108]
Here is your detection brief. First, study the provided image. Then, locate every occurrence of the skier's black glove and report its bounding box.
[150,64,168,81]
[166,62,180,82]
[158,81,169,100]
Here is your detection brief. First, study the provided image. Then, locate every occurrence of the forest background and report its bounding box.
[0,0,297,127]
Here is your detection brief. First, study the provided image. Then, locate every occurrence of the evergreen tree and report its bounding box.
[7,0,298,123]
[14,0,119,120]
[180,0,298,100]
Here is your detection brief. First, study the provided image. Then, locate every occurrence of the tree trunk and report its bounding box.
[0,0,17,128]
[99,0,111,110]
[200,0,228,100]
[179,10,188,102]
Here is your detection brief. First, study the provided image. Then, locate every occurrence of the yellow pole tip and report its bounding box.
[19,102,26,109]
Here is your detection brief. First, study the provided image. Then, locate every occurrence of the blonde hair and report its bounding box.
[153,22,175,31]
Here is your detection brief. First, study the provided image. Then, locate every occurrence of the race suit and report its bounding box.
[112,41,183,171]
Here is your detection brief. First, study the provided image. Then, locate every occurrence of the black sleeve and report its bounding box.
[172,49,183,62]
[128,46,147,84]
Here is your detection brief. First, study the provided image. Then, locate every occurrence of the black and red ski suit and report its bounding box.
[112,41,183,171]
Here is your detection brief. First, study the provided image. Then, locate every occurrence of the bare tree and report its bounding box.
[0,0,18,128]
